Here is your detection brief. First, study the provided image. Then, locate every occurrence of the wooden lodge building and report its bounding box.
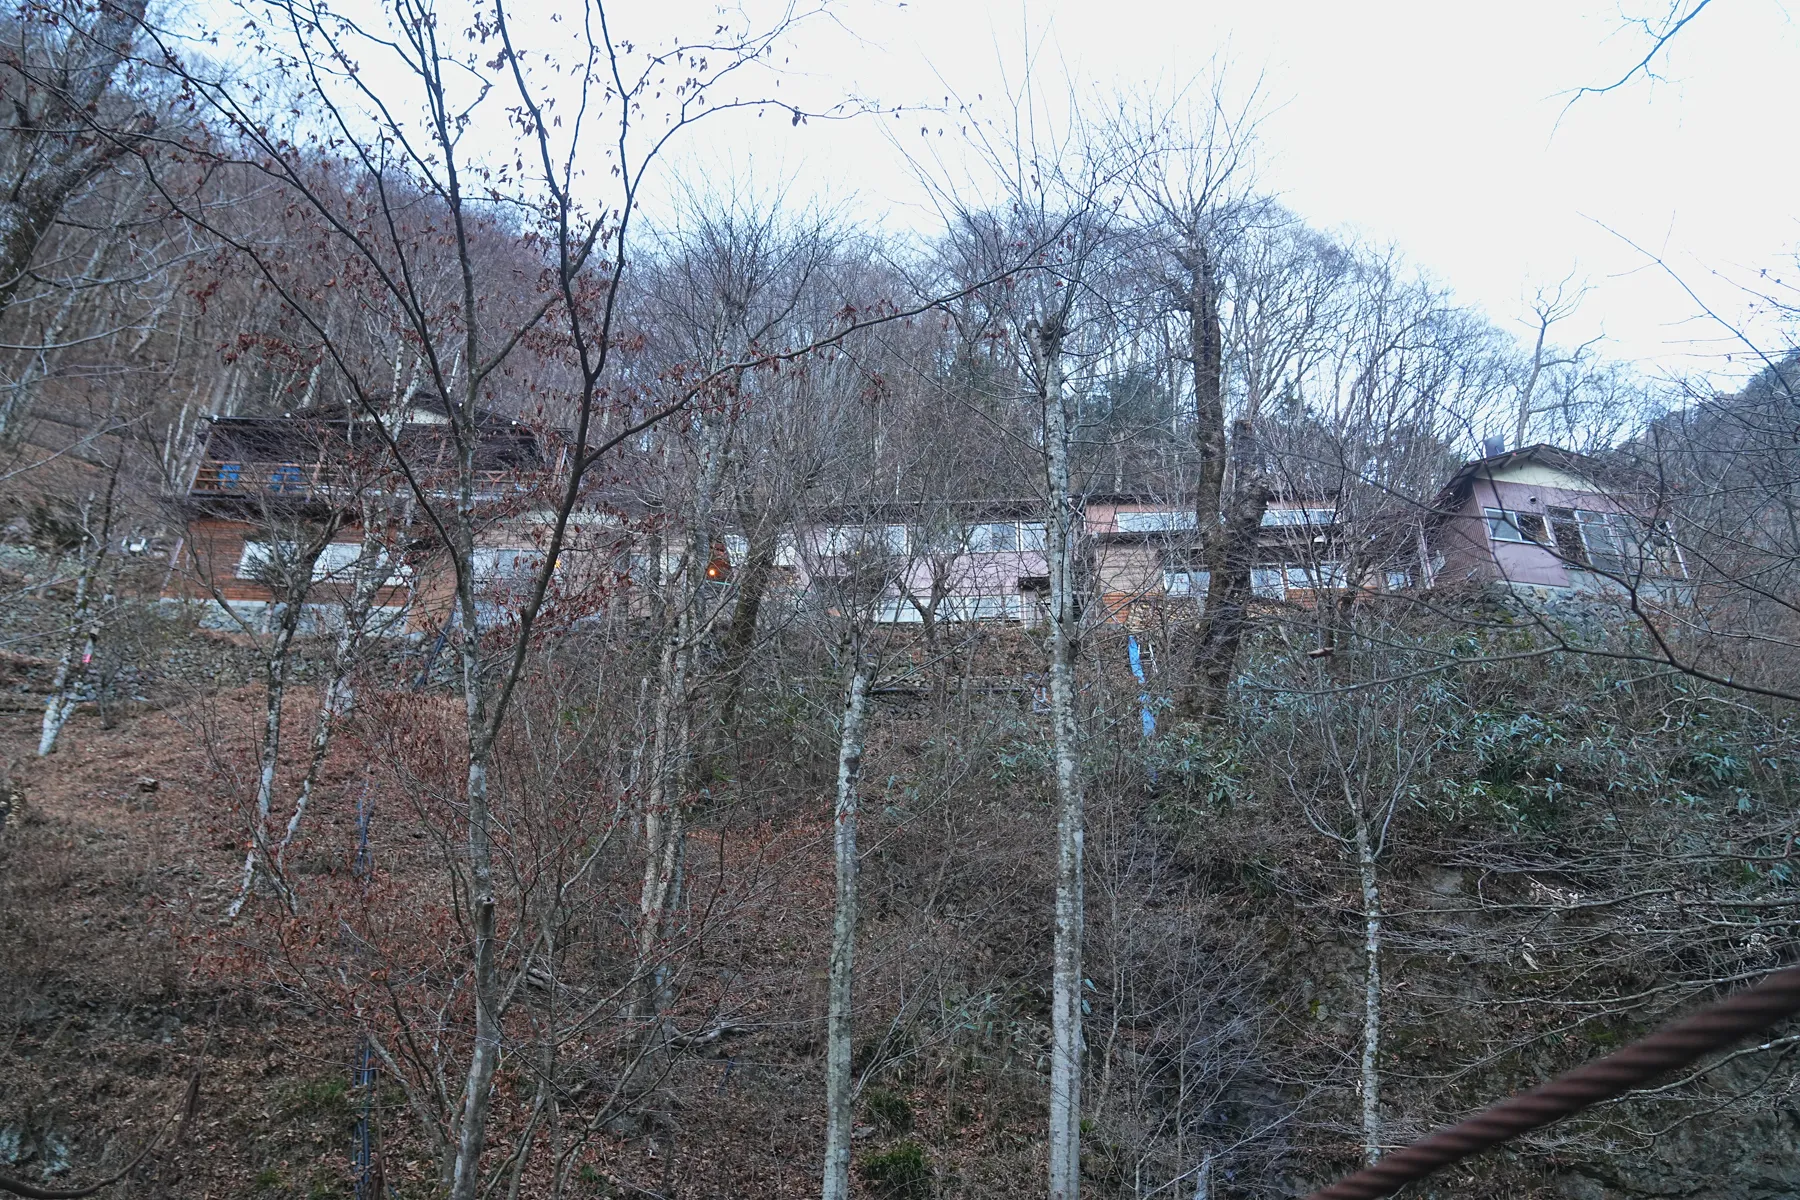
[166,396,552,634]
[163,411,1689,637]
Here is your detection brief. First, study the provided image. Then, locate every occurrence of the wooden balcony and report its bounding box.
[191,459,323,495]
[190,458,538,502]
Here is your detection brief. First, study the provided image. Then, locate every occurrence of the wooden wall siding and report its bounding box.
[191,457,529,501]
[164,518,413,614]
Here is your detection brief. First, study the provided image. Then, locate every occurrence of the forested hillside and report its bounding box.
[1,3,1797,1199]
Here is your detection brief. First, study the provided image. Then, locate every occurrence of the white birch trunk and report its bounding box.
[37,537,94,757]
[1035,319,1086,1200]
[637,622,691,1020]
[1191,1155,1212,1200]
[272,529,395,874]
[224,576,308,919]
[636,414,726,1021]
[1352,795,1383,1166]
[39,460,119,756]
[821,663,871,1200]
[449,455,500,1200]
[0,215,119,440]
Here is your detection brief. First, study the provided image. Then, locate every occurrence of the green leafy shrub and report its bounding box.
[859,1140,932,1200]
[276,1076,352,1122]
[862,1086,913,1133]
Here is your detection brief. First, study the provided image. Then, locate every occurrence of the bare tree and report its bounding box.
[1269,682,1438,1166]
[0,0,154,336]
[820,651,870,1200]
[936,91,1136,1195]
[129,2,1041,1191]
[800,512,906,1200]
[1118,83,1272,722]
[35,444,118,753]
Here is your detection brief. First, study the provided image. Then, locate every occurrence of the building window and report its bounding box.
[1547,507,1588,565]
[267,463,307,493]
[821,524,910,557]
[1484,507,1549,545]
[237,540,295,580]
[474,548,543,582]
[1647,520,1685,578]
[1261,506,1337,528]
[1576,510,1629,575]
[1542,507,1683,578]
[1285,561,1347,589]
[312,543,362,580]
[1250,567,1285,599]
[820,526,860,557]
[313,543,411,583]
[1117,510,1197,533]
[980,521,1019,552]
[1163,568,1210,597]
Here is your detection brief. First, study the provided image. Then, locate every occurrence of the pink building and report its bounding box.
[1084,494,1349,625]
[781,504,1051,625]
[1428,443,1684,597]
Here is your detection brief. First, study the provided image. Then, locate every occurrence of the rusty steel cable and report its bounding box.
[1305,965,1800,1200]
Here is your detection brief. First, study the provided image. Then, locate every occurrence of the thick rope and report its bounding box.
[1306,965,1800,1200]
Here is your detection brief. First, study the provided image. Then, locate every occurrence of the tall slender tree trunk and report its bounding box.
[38,459,121,756]
[636,411,728,1023]
[272,530,396,877]
[1187,432,1272,719]
[449,450,500,1200]
[1351,792,1383,1166]
[224,530,338,919]
[38,536,96,757]
[0,0,150,331]
[716,514,780,740]
[1177,239,1229,722]
[1034,318,1086,1200]
[224,585,307,917]
[638,617,692,1021]
[0,221,119,441]
[821,659,871,1200]
[1171,233,1276,722]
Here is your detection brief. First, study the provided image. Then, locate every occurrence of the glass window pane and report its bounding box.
[1118,511,1194,532]
[1164,568,1209,596]
[1548,508,1589,565]
[312,543,362,580]
[1484,508,1525,543]
[1577,511,1626,573]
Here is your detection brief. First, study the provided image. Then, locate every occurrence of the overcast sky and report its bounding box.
[661,0,1799,388]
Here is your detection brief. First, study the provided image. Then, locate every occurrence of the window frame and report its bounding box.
[1162,567,1210,597]
[1484,507,1534,544]
[237,539,296,580]
[1117,510,1197,533]
[1260,506,1337,529]
[1250,566,1286,599]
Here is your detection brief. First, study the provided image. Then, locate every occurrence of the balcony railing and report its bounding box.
[191,459,539,501]
[192,459,320,494]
